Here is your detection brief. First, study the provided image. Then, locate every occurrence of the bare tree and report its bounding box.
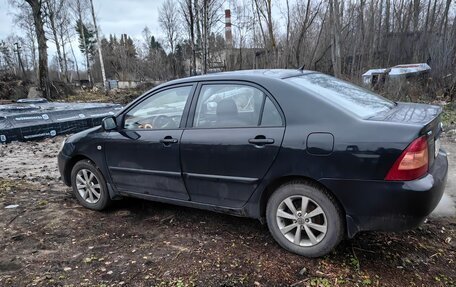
[253,0,277,67]
[179,0,197,75]
[45,0,67,82]
[231,1,254,70]
[199,0,224,73]
[293,0,322,67]
[328,0,342,78]
[56,6,72,82]
[22,0,51,97]
[159,0,180,77]
[13,4,38,78]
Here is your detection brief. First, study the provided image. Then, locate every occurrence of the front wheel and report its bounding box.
[71,160,111,211]
[266,181,344,257]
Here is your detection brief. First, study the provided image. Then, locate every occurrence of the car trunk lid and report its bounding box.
[370,102,443,167]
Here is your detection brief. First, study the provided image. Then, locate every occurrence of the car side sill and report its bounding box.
[118,190,251,217]
[109,167,181,177]
[107,168,258,184]
[184,172,259,183]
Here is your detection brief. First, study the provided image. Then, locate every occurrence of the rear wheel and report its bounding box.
[266,181,344,257]
[71,160,111,210]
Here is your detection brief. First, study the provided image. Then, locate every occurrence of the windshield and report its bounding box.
[286,73,395,118]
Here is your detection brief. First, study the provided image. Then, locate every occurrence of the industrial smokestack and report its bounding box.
[225,9,233,49]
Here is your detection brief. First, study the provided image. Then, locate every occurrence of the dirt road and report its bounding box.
[0,136,455,286]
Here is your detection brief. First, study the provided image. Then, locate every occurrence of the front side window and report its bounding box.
[124,86,191,130]
[193,84,265,128]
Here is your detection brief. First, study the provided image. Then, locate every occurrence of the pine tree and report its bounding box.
[75,20,97,60]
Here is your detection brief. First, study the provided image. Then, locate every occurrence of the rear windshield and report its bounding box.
[286,73,395,118]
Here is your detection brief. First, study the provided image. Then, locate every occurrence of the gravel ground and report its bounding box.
[0,135,455,286]
[0,136,65,183]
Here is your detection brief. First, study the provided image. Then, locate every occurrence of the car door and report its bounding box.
[180,82,285,208]
[105,84,194,200]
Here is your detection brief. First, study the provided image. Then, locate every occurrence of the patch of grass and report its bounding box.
[349,255,360,272]
[361,277,372,285]
[309,277,331,287]
[64,91,111,103]
[0,179,28,197]
[442,103,456,127]
[157,278,195,287]
[434,274,455,286]
[82,256,98,264]
[37,200,48,206]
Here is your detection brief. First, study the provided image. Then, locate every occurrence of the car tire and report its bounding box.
[266,181,344,257]
[71,160,111,211]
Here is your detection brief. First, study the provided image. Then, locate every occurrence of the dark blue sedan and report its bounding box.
[58,70,448,257]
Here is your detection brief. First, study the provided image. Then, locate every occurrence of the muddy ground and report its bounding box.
[0,136,455,287]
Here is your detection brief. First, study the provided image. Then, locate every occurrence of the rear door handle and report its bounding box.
[160,136,178,145]
[248,136,274,146]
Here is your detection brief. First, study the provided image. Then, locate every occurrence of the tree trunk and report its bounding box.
[185,0,196,75]
[329,0,342,78]
[58,28,69,83]
[265,0,277,67]
[25,0,51,98]
[295,0,312,67]
[429,0,438,32]
[68,29,81,82]
[308,7,327,69]
[202,0,208,74]
[285,0,290,68]
[46,0,66,83]
[412,0,420,32]
[253,0,268,61]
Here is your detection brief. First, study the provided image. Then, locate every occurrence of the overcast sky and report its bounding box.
[0,0,286,62]
[0,0,174,64]
[0,0,167,40]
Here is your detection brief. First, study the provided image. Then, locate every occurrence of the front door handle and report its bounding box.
[248,136,274,146]
[160,136,178,145]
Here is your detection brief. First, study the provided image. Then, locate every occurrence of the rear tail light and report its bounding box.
[385,135,429,181]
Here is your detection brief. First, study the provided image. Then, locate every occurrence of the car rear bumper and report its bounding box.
[320,149,448,237]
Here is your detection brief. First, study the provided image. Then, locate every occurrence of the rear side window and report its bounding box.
[261,97,283,126]
[286,73,395,118]
[193,84,264,128]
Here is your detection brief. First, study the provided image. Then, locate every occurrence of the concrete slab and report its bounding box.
[432,140,456,217]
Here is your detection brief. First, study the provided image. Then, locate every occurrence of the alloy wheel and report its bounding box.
[276,195,328,247]
[75,169,102,204]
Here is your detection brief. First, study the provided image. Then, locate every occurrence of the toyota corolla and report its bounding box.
[58,70,448,257]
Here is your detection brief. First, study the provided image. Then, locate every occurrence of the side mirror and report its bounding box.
[102,116,117,131]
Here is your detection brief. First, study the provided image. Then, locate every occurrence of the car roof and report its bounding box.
[163,69,315,86]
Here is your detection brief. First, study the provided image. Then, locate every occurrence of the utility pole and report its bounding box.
[202,0,208,74]
[14,43,27,80]
[89,0,106,89]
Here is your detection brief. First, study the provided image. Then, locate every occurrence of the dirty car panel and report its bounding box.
[58,69,448,257]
